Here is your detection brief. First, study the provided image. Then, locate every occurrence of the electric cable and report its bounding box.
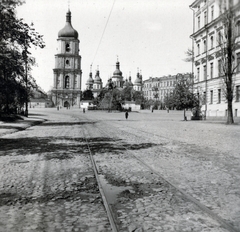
[91,0,117,66]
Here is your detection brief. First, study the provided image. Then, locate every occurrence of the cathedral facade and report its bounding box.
[86,60,143,98]
[52,10,82,108]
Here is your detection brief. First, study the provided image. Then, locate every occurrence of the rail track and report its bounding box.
[83,127,118,232]
[79,114,239,232]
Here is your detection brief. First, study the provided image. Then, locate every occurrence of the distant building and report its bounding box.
[86,66,104,98]
[143,75,178,101]
[52,10,82,108]
[190,0,240,117]
[29,88,52,108]
[85,60,143,96]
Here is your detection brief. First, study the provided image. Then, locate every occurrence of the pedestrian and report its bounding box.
[125,110,129,119]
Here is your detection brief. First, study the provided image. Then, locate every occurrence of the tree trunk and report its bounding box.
[227,99,234,124]
[225,7,234,125]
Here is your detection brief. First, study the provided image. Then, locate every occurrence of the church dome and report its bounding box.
[123,79,128,87]
[58,10,78,39]
[94,70,102,83]
[113,61,122,76]
[134,73,142,85]
[86,72,94,84]
[128,76,134,87]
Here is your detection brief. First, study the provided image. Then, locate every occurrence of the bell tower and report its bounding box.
[52,10,82,108]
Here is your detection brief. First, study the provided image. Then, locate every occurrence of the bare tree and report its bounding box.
[184,48,194,63]
[218,0,238,124]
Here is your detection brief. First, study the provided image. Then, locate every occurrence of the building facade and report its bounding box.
[143,75,178,101]
[190,0,240,117]
[52,10,82,108]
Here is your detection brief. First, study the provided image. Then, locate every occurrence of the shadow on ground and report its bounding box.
[39,121,96,126]
[0,136,158,158]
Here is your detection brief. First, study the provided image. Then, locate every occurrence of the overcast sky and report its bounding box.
[17,0,194,92]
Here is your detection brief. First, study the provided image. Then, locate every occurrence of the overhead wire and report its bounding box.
[91,0,117,67]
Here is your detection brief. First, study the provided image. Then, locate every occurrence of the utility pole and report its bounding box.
[23,40,28,117]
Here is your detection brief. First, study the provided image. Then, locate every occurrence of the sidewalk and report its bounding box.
[0,115,45,137]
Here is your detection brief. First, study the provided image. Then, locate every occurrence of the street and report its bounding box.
[0,108,240,232]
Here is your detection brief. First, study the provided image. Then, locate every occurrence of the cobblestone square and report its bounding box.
[0,108,239,232]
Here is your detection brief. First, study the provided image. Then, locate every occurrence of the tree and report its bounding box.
[133,91,145,106]
[218,0,238,124]
[82,90,94,100]
[164,92,174,110]
[171,74,199,120]
[105,79,115,112]
[121,86,133,101]
[152,86,159,101]
[0,2,45,116]
[184,48,194,63]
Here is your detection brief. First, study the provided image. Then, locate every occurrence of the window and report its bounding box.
[197,44,200,55]
[197,67,200,81]
[204,65,207,80]
[218,89,221,103]
[65,76,70,89]
[198,16,200,29]
[237,53,240,72]
[210,36,214,48]
[218,59,223,76]
[236,21,240,37]
[218,31,222,45]
[203,91,206,105]
[210,62,213,78]
[204,11,207,25]
[65,43,70,52]
[66,59,70,65]
[210,90,213,104]
[204,40,207,52]
[211,5,214,21]
[236,86,240,102]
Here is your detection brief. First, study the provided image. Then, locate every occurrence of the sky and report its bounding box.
[16,0,194,92]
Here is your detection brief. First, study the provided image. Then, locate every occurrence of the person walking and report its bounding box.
[125,110,129,120]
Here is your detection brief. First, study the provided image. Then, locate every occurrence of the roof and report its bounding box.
[58,10,78,39]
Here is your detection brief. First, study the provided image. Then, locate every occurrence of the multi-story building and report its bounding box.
[190,0,240,117]
[143,75,178,101]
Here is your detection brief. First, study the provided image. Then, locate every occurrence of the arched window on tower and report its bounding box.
[65,76,70,89]
[66,43,70,52]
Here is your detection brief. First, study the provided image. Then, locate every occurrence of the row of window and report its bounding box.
[196,23,240,56]
[196,31,224,55]
[144,80,176,88]
[196,53,240,81]
[56,76,78,89]
[144,89,172,96]
[201,85,240,105]
[197,4,215,29]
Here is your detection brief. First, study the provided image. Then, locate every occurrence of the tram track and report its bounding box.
[78,115,239,232]
[83,127,119,232]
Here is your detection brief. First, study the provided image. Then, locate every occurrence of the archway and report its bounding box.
[64,101,70,108]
